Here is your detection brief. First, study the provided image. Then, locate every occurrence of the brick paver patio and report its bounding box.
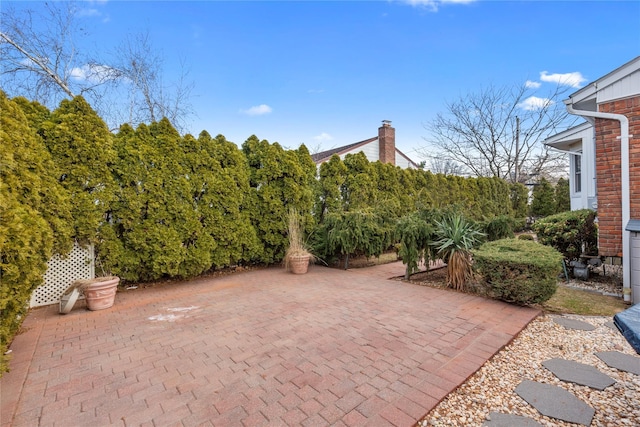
[1,262,539,427]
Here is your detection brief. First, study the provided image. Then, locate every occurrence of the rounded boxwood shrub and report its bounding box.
[473,238,563,305]
[517,234,534,241]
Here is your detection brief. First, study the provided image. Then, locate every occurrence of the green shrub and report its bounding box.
[1,93,72,374]
[530,177,556,218]
[532,209,597,259]
[396,212,434,279]
[316,209,393,269]
[473,238,563,305]
[555,178,570,213]
[517,234,534,241]
[483,215,517,241]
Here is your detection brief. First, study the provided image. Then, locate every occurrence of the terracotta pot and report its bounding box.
[84,276,119,311]
[289,254,310,274]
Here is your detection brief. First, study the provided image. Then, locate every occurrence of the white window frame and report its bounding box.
[573,153,582,194]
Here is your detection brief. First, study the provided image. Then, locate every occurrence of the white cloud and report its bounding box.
[313,132,333,142]
[401,0,476,11]
[70,64,119,83]
[77,8,101,17]
[525,80,541,89]
[540,71,587,88]
[519,96,554,111]
[240,104,273,116]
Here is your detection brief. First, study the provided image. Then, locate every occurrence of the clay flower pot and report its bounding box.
[288,254,311,274]
[83,276,120,311]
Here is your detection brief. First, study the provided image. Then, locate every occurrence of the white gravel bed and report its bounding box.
[418,314,640,427]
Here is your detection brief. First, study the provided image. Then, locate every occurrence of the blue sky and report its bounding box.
[8,0,640,160]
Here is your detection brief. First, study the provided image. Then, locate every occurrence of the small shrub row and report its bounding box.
[473,238,563,305]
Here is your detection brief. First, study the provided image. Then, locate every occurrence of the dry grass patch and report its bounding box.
[542,285,628,316]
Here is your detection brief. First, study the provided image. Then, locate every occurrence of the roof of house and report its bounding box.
[310,137,377,163]
[544,121,593,151]
[566,56,640,110]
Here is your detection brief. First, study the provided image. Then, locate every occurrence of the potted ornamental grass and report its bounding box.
[284,208,315,274]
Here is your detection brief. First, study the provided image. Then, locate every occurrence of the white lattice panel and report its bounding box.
[30,242,95,307]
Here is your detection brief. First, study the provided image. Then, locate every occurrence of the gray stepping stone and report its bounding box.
[604,320,617,331]
[596,351,640,375]
[542,358,615,390]
[483,412,542,426]
[515,380,595,426]
[554,317,596,331]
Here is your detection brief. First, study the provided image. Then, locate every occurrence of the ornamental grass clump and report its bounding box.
[433,213,485,291]
[473,238,563,305]
[284,208,314,270]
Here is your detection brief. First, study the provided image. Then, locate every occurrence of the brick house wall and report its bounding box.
[378,122,395,166]
[595,95,640,257]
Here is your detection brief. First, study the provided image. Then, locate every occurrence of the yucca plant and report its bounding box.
[433,214,485,291]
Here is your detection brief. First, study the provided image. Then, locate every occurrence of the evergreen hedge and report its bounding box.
[473,238,563,305]
[2,92,531,374]
[0,92,72,372]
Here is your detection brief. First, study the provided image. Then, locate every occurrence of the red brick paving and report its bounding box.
[1,262,539,427]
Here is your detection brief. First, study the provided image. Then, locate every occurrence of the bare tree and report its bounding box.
[428,157,466,176]
[0,1,193,131]
[421,83,575,183]
[106,32,194,131]
[1,2,86,102]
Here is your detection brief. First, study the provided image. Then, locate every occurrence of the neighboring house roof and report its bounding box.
[395,148,420,169]
[311,137,377,163]
[311,136,420,169]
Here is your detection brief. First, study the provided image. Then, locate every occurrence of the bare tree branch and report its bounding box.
[1,1,194,131]
[421,82,576,183]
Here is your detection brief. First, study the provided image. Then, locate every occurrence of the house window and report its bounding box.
[573,154,582,193]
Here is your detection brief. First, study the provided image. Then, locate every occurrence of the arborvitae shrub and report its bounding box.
[41,96,116,244]
[517,234,535,241]
[483,215,517,241]
[473,239,563,305]
[0,92,72,374]
[555,178,571,213]
[530,177,556,218]
[532,209,597,260]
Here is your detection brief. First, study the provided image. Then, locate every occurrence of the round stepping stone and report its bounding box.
[554,317,596,331]
[604,320,617,331]
[542,358,615,390]
[596,351,640,375]
[483,412,542,426]
[515,380,595,426]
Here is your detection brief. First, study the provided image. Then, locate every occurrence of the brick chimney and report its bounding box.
[378,120,395,165]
